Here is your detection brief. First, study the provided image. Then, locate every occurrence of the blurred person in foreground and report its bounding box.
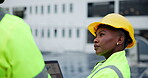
[87,13,136,78]
[0,0,51,78]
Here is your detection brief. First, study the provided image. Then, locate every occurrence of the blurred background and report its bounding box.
[1,0,148,78]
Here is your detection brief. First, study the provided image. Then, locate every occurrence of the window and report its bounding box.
[13,7,26,18]
[54,4,57,13]
[62,29,65,37]
[48,29,50,38]
[35,29,38,37]
[140,30,148,40]
[48,5,50,13]
[69,29,72,38]
[41,29,44,38]
[70,3,73,13]
[62,4,65,13]
[70,65,74,72]
[54,29,57,37]
[88,1,114,17]
[136,36,148,62]
[78,66,83,73]
[41,5,44,14]
[77,29,80,38]
[119,0,148,16]
[35,6,38,14]
[87,30,95,43]
[30,6,32,14]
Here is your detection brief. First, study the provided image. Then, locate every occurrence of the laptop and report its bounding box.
[45,61,63,78]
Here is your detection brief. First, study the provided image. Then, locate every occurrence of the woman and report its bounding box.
[87,13,136,78]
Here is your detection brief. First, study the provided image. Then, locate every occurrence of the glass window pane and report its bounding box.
[88,1,114,17]
[62,29,65,37]
[35,6,38,14]
[42,29,44,38]
[69,29,72,38]
[35,29,38,37]
[41,5,43,14]
[30,6,32,14]
[54,29,57,37]
[119,0,148,16]
[13,7,26,18]
[48,29,50,38]
[77,29,80,38]
[55,4,57,13]
[62,4,65,13]
[48,5,50,13]
[70,3,73,13]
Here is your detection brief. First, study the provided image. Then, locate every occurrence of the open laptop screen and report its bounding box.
[45,61,63,78]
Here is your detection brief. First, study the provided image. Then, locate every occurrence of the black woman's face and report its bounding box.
[94,28,120,55]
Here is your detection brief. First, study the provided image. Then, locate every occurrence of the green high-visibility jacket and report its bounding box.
[0,12,51,78]
[87,50,130,78]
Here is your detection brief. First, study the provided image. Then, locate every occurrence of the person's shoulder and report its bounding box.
[5,14,23,21]
[3,14,27,25]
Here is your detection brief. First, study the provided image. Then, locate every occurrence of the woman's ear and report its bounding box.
[117,36,125,45]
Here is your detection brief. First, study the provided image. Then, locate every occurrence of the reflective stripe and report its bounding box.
[0,11,5,21]
[35,66,48,78]
[91,65,123,78]
[92,64,102,73]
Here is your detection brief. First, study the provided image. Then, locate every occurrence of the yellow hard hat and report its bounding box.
[88,13,136,48]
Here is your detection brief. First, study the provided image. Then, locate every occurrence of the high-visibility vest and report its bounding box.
[0,11,51,78]
[87,50,130,78]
